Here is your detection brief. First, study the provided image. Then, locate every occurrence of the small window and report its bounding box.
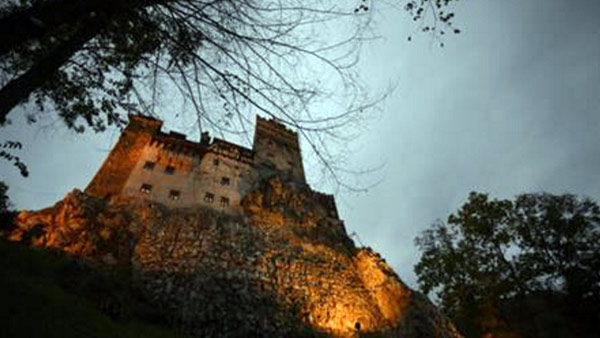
[164,165,175,175]
[287,160,294,166]
[267,152,274,158]
[140,184,152,194]
[263,160,275,169]
[221,177,230,186]
[169,190,180,201]
[204,192,214,203]
[213,159,219,166]
[143,161,156,170]
[220,197,229,207]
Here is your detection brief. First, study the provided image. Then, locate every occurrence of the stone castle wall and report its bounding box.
[85,115,162,198]
[253,116,305,182]
[85,115,324,215]
[119,139,254,213]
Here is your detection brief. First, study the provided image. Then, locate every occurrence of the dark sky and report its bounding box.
[1,0,600,288]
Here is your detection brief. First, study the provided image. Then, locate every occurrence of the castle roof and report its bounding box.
[132,114,255,164]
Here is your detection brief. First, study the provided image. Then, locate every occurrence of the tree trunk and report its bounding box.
[0,21,101,124]
[0,0,159,57]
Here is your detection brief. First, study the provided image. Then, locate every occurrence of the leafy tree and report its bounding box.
[0,181,10,214]
[0,140,28,177]
[0,181,17,233]
[415,192,600,337]
[0,0,460,189]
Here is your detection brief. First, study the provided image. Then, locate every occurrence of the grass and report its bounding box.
[0,239,179,338]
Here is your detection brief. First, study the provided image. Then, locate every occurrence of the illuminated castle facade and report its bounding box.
[85,115,337,217]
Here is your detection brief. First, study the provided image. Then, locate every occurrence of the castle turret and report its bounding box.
[85,115,163,198]
[252,116,305,182]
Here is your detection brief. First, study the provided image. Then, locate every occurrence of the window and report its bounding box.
[267,152,274,158]
[164,165,175,175]
[140,184,152,194]
[220,197,229,207]
[204,192,214,203]
[263,160,275,169]
[169,190,180,201]
[213,159,219,166]
[220,177,230,186]
[143,161,156,170]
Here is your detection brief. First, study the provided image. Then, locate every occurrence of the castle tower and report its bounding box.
[252,116,305,182]
[85,115,163,198]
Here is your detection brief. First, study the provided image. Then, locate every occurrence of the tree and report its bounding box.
[0,140,28,177]
[0,181,10,214]
[0,0,460,189]
[0,180,18,233]
[415,192,600,337]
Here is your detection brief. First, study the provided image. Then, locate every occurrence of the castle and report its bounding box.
[85,115,338,217]
[9,114,463,337]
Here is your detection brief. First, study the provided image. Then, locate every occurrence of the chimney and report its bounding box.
[200,131,210,145]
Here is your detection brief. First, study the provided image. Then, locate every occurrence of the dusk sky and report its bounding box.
[1,0,600,288]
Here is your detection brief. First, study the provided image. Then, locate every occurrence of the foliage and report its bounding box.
[0,140,28,177]
[0,239,179,338]
[415,192,600,337]
[0,0,460,190]
[403,0,462,46]
[0,181,17,233]
[0,181,10,213]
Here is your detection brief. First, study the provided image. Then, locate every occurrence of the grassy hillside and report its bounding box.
[0,239,179,338]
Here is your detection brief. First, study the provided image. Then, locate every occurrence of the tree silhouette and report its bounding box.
[415,192,600,337]
[0,0,460,188]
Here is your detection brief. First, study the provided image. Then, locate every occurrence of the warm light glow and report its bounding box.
[7,187,457,337]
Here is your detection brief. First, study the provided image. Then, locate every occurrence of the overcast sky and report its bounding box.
[1,0,600,288]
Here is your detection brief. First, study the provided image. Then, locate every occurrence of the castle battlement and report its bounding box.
[85,115,328,215]
[254,116,301,150]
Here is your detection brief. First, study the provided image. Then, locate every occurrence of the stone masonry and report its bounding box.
[85,115,323,215]
[7,115,463,336]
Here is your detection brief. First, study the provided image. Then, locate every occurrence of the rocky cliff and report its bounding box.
[8,176,461,337]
